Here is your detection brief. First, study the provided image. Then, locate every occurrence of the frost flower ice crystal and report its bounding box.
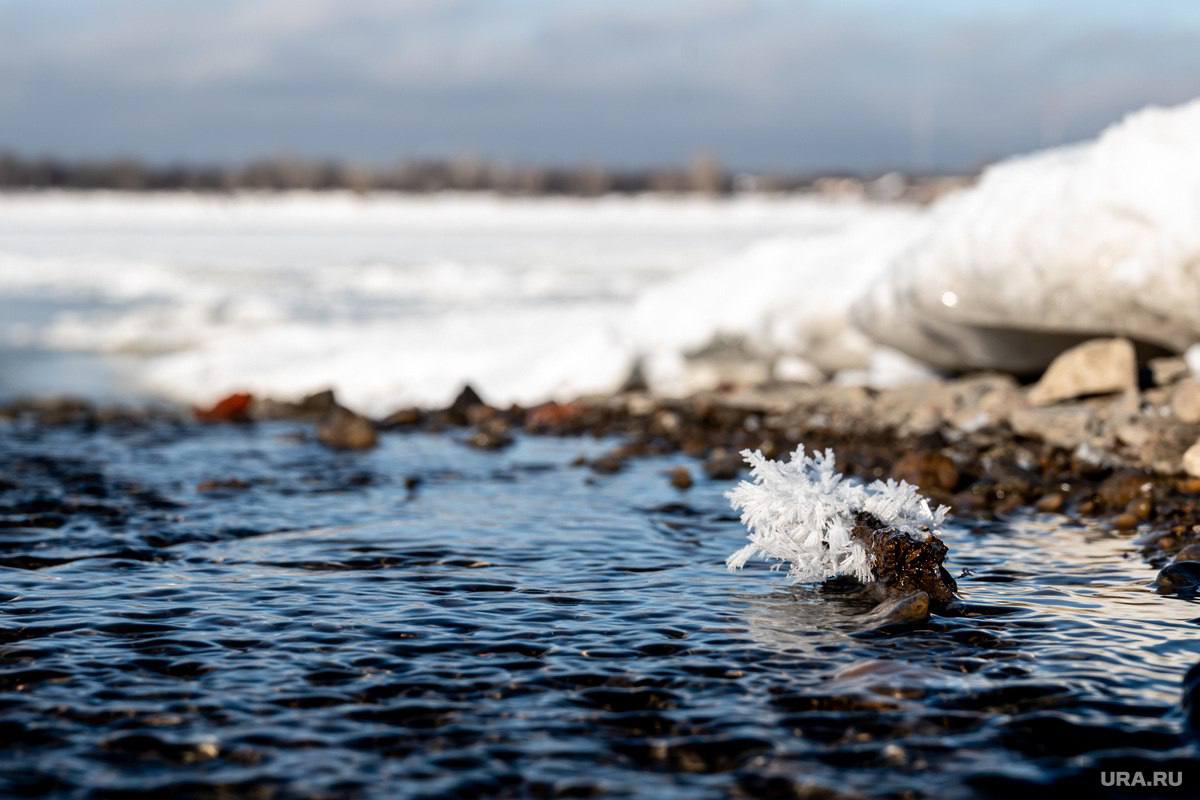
[726,446,949,584]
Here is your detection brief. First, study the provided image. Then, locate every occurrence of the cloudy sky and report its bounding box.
[4,0,1200,171]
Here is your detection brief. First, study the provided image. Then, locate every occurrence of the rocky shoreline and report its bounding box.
[7,337,1200,600]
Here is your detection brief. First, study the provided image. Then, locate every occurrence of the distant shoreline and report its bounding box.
[0,153,972,203]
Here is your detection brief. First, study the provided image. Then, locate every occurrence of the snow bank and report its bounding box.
[630,205,925,393]
[853,99,1200,372]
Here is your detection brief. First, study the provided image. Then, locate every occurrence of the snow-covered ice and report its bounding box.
[3,98,1200,408]
[0,191,908,410]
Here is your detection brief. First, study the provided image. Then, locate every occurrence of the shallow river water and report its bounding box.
[1,420,1198,798]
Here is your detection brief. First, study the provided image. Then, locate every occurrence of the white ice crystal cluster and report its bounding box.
[726,446,949,584]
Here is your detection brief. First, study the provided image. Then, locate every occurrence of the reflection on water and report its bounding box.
[0,422,1197,798]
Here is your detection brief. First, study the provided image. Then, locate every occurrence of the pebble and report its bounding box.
[316,408,378,450]
[1174,543,1200,562]
[444,384,485,425]
[1183,440,1200,478]
[525,401,586,433]
[1150,356,1189,387]
[1172,380,1200,423]
[590,453,625,475]
[667,467,693,490]
[1153,560,1200,596]
[251,389,337,422]
[1112,513,1139,531]
[1035,493,1065,513]
[467,424,513,450]
[194,392,253,423]
[891,451,958,492]
[380,407,423,428]
[1027,338,1136,406]
[1096,470,1152,509]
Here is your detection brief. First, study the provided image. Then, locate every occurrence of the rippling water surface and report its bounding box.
[1,421,1198,798]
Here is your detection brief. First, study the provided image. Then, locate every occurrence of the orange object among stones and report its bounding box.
[194,392,254,423]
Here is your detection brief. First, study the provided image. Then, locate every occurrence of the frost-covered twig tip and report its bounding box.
[725,446,949,584]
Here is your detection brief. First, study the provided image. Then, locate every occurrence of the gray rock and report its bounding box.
[1183,439,1200,478]
[1008,401,1107,453]
[1028,338,1136,406]
[1172,380,1200,423]
[1150,356,1189,387]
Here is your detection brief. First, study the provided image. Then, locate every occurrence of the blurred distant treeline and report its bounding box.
[0,152,969,201]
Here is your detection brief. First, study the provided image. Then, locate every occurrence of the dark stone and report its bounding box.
[467,419,513,450]
[467,430,512,450]
[525,401,587,433]
[440,385,486,426]
[451,385,483,411]
[1174,543,1200,562]
[1034,492,1065,513]
[590,453,625,475]
[316,407,378,450]
[250,389,338,422]
[849,513,958,609]
[667,466,693,490]
[618,359,649,393]
[1112,512,1139,531]
[892,451,958,493]
[1153,560,1200,597]
[1096,470,1152,510]
[297,389,338,416]
[380,407,424,428]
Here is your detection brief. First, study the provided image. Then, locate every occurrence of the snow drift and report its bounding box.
[853,99,1200,372]
[630,206,925,392]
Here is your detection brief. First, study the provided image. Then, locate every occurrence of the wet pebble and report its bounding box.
[1153,560,1200,596]
[667,466,693,490]
[316,408,378,450]
[892,451,958,493]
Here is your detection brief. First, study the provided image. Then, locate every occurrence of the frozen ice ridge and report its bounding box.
[726,446,949,584]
